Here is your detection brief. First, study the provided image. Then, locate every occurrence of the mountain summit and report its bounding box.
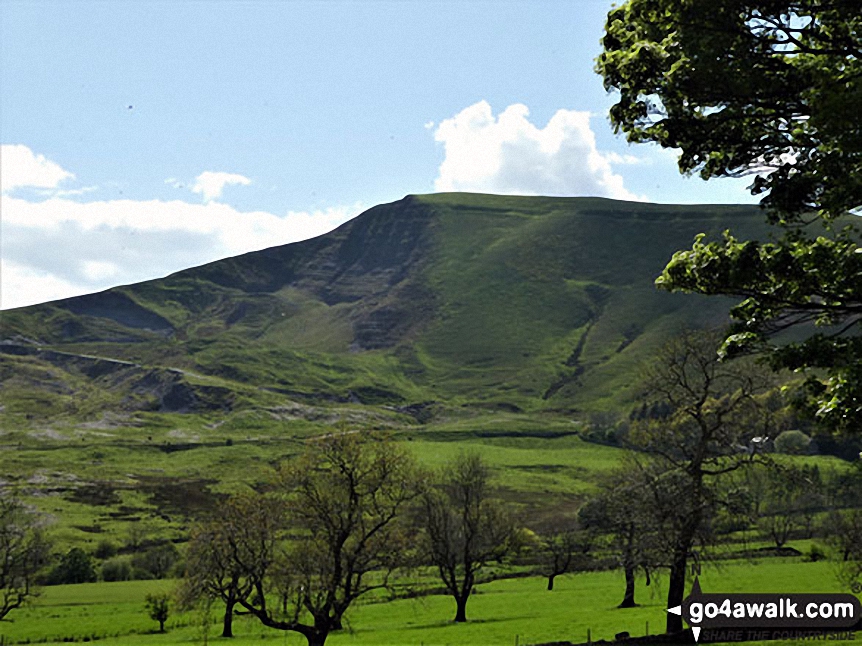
[0,193,770,420]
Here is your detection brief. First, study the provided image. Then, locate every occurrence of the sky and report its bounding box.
[0,0,758,310]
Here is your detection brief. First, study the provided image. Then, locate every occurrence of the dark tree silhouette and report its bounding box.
[423,452,513,622]
[0,496,49,621]
[628,331,772,633]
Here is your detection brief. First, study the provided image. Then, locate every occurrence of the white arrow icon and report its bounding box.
[666,605,682,616]
[692,626,701,642]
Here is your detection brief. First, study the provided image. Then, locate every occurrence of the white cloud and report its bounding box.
[1,191,361,310]
[433,101,643,201]
[1,144,75,193]
[191,171,252,202]
[1,259,89,309]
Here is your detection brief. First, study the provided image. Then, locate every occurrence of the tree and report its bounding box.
[48,547,97,585]
[181,493,284,638]
[823,509,862,589]
[757,465,809,547]
[423,452,513,622]
[0,495,49,621]
[145,592,170,633]
[579,462,664,608]
[597,0,862,433]
[538,525,593,592]
[133,542,179,579]
[774,429,812,454]
[628,331,771,633]
[203,433,421,646]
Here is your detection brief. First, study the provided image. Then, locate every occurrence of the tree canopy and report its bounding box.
[598,0,862,432]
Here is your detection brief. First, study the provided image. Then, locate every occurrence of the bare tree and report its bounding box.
[538,525,593,592]
[757,464,824,548]
[629,330,772,633]
[423,452,513,622]
[824,509,862,589]
[180,493,282,638]
[194,433,421,646]
[579,461,664,608]
[0,494,49,622]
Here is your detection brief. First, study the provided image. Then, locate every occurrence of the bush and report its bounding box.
[775,430,812,455]
[47,547,97,585]
[101,556,132,582]
[131,543,179,579]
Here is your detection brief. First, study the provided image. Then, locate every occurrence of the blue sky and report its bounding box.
[0,0,756,309]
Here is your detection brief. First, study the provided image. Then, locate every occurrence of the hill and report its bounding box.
[0,193,774,426]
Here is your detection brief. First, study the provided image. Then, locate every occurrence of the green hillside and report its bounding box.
[0,193,774,425]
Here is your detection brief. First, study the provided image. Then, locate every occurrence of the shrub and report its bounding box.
[131,543,179,579]
[47,547,97,585]
[101,556,132,582]
[775,430,812,455]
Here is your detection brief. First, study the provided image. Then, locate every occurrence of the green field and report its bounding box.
[1,559,850,646]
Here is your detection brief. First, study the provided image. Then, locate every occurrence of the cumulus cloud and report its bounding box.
[1,144,75,193]
[191,171,252,202]
[433,101,642,201]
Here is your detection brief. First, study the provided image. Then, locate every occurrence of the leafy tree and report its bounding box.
[597,0,862,432]
[132,542,179,579]
[628,331,772,633]
[101,556,132,582]
[145,592,170,633]
[423,452,513,622]
[48,547,97,585]
[0,495,49,621]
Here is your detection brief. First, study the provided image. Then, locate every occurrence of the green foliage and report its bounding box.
[131,543,179,580]
[774,429,813,455]
[0,195,780,424]
[48,547,97,585]
[597,0,861,223]
[100,557,132,582]
[144,591,170,633]
[599,0,862,432]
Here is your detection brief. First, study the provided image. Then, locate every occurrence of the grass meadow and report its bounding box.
[0,559,849,646]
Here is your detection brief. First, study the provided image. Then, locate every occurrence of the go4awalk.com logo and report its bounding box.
[667,578,861,643]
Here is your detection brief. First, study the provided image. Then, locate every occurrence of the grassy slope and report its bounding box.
[0,194,775,424]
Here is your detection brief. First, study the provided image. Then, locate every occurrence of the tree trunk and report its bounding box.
[547,574,556,591]
[222,595,235,638]
[454,594,468,622]
[665,551,687,634]
[304,628,329,646]
[158,619,166,633]
[619,565,636,608]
